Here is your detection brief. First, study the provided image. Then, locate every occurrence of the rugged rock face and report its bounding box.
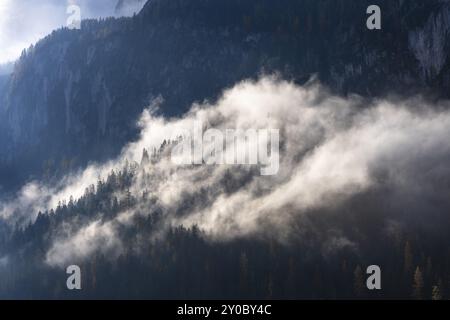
[1,0,450,190]
[408,4,450,80]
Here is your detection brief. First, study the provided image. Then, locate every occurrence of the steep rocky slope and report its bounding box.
[1,0,450,189]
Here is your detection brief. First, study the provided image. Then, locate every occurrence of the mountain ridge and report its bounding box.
[1,0,450,190]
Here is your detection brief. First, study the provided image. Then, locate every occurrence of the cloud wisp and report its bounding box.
[2,77,450,267]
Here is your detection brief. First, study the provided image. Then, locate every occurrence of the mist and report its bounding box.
[2,77,450,268]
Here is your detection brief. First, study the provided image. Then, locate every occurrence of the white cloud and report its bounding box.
[5,77,450,266]
[45,219,122,266]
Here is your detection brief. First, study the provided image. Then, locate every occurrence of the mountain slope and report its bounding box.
[2,0,450,299]
[1,0,450,189]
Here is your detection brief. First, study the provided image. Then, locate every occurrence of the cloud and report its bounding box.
[45,218,122,266]
[5,77,450,267]
[0,160,120,227]
[0,182,52,226]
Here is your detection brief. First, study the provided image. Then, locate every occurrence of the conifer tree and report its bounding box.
[353,265,365,298]
[412,266,424,300]
[239,252,249,296]
[431,280,443,300]
[404,241,413,274]
[141,148,150,166]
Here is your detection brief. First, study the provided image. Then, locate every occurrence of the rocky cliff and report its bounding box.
[1,0,450,190]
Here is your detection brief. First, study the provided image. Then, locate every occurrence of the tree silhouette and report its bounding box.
[353,265,365,298]
[412,266,424,300]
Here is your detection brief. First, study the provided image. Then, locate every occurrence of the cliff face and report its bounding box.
[1,0,450,189]
[408,4,450,80]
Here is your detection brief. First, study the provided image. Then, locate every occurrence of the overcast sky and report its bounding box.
[0,0,145,64]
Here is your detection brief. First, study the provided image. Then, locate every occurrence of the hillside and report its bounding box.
[1,0,450,190]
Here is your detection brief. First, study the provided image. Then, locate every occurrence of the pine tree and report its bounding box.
[412,266,424,300]
[403,241,413,274]
[425,257,432,278]
[266,275,273,299]
[141,148,150,166]
[431,280,443,300]
[353,265,365,298]
[285,257,296,298]
[239,252,249,296]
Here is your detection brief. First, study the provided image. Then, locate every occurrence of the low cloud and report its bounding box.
[45,218,122,267]
[3,77,450,267]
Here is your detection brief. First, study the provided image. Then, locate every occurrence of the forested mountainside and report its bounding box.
[1,0,450,190]
[1,0,450,300]
[115,0,146,15]
[1,142,449,299]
